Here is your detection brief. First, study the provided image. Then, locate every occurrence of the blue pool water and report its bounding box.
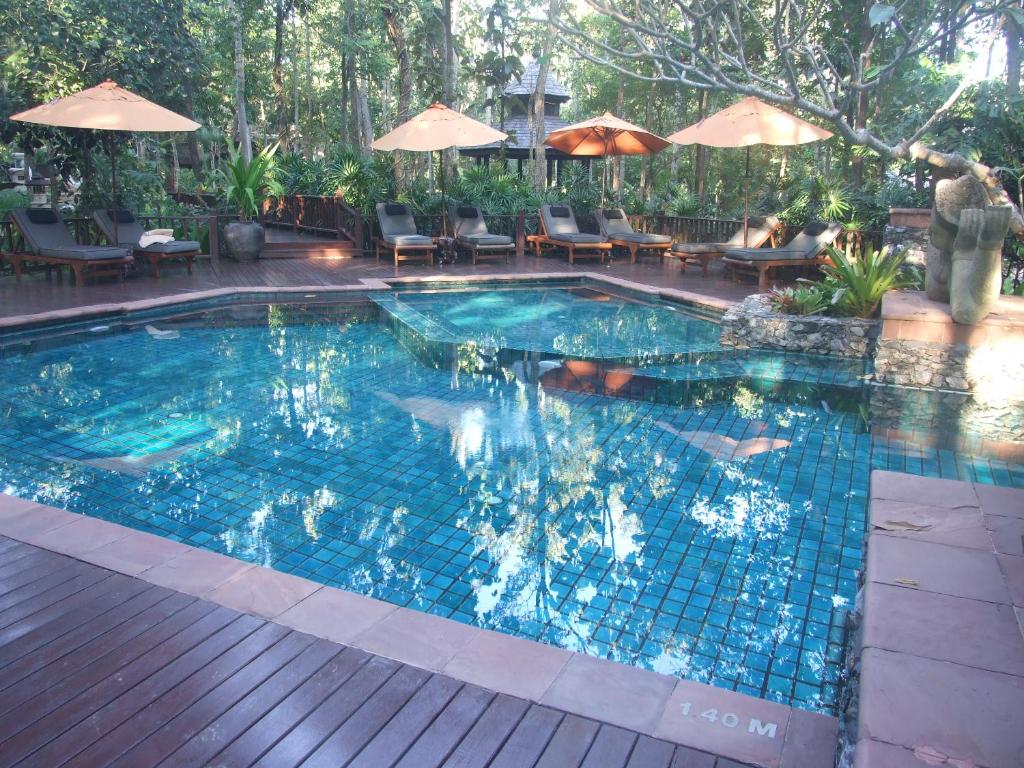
[0,284,1020,714]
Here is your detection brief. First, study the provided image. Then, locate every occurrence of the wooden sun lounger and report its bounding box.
[669,216,781,276]
[3,208,133,286]
[449,205,514,264]
[722,222,843,288]
[531,205,612,265]
[594,208,673,263]
[93,209,199,278]
[374,202,436,266]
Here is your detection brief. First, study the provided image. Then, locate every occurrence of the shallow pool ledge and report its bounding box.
[847,471,1024,767]
[0,492,833,768]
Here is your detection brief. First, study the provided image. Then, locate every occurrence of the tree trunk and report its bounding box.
[441,0,458,183]
[228,0,252,161]
[851,0,874,189]
[1008,6,1022,100]
[611,79,624,199]
[358,79,373,151]
[272,0,287,147]
[384,4,413,189]
[694,89,709,205]
[531,0,560,191]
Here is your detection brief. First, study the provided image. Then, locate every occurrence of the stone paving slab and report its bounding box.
[856,471,1024,768]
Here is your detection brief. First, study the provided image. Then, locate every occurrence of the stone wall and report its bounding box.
[881,225,928,267]
[720,295,879,358]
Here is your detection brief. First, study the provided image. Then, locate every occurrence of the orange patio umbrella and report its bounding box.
[545,112,669,202]
[372,103,507,235]
[11,80,201,241]
[668,96,833,243]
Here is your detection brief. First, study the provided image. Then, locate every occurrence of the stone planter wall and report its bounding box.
[883,208,931,268]
[720,295,879,358]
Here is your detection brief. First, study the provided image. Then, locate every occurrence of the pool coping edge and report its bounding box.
[0,271,733,332]
[0,492,833,768]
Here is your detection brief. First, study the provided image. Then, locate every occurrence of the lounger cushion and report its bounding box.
[541,205,583,237]
[672,242,727,254]
[39,246,130,261]
[383,234,433,247]
[451,205,489,237]
[456,206,479,219]
[137,240,201,254]
[458,234,512,246]
[724,248,810,262]
[596,208,637,237]
[93,209,146,247]
[611,232,671,245]
[376,202,419,239]
[107,209,137,224]
[26,208,59,225]
[548,232,606,245]
[602,208,624,220]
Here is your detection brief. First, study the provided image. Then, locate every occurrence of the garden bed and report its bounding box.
[720,294,879,358]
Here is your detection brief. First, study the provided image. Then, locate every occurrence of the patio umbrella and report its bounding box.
[668,96,833,244]
[10,80,201,242]
[545,112,669,202]
[372,103,507,236]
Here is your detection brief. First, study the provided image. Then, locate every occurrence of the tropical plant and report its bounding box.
[216,142,282,221]
[0,188,29,218]
[822,244,919,319]
[769,283,832,316]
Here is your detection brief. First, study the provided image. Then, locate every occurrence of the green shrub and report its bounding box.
[0,188,29,218]
[215,142,283,220]
[769,283,832,315]
[822,244,919,318]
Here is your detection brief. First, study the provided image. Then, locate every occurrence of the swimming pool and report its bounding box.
[1,282,1020,714]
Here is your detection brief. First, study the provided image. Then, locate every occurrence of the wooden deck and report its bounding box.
[0,252,760,320]
[0,536,751,768]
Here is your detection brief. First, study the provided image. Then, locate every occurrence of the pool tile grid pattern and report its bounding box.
[0,285,1020,720]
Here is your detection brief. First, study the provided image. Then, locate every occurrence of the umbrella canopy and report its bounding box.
[545,112,670,156]
[10,80,200,133]
[667,97,832,148]
[372,104,507,239]
[669,97,833,245]
[372,102,506,152]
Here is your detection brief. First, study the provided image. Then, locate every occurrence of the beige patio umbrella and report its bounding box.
[545,112,669,202]
[668,96,833,244]
[11,80,201,241]
[372,103,507,235]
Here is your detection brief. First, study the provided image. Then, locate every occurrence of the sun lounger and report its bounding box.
[722,221,842,288]
[3,208,132,286]
[374,202,436,266]
[93,209,199,278]
[450,204,514,264]
[670,215,781,275]
[528,205,612,264]
[594,208,672,263]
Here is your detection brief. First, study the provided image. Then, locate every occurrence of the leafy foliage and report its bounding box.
[822,244,919,318]
[215,142,283,220]
[769,284,832,316]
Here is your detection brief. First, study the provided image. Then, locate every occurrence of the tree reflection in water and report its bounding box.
[0,303,858,712]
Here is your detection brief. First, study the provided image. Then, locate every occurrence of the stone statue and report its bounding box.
[926,175,1010,324]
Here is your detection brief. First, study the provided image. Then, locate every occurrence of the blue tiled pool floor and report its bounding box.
[0,291,1020,715]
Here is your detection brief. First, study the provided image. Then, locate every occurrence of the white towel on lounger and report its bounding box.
[138,229,175,248]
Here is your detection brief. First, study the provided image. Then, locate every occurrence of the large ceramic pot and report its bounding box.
[223,221,265,261]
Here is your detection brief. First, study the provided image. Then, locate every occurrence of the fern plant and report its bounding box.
[769,284,832,316]
[217,142,282,220]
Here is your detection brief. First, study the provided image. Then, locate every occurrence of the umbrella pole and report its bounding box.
[439,149,448,238]
[108,133,119,247]
[743,145,750,246]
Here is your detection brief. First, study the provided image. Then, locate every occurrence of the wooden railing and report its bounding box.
[260,195,366,250]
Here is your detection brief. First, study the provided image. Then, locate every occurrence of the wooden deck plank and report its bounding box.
[438,694,531,768]
[345,674,463,768]
[0,541,755,768]
[0,568,110,632]
[626,734,677,767]
[0,547,72,584]
[487,705,565,768]
[0,605,236,767]
[580,725,639,768]
[392,684,496,768]
[250,655,400,766]
[0,560,98,613]
[301,664,436,767]
[149,640,345,768]
[62,622,290,767]
[535,714,602,768]
[0,581,165,685]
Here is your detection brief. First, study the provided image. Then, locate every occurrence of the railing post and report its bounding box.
[208,214,219,269]
[516,211,525,257]
[354,211,366,257]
